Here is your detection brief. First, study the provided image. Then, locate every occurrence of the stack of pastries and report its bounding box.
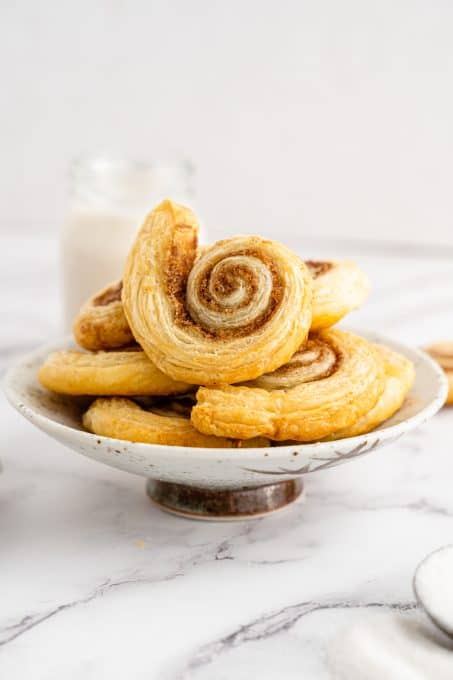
[39,200,415,447]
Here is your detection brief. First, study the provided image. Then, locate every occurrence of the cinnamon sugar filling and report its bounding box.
[165,247,284,338]
[305,260,333,278]
[269,338,340,381]
[199,264,260,312]
[164,225,199,330]
[93,281,123,307]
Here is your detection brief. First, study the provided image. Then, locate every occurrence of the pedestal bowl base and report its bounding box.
[146,479,304,521]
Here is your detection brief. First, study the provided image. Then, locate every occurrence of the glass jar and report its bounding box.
[61,157,194,327]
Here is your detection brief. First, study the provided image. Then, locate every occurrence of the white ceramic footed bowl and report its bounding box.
[4,330,447,489]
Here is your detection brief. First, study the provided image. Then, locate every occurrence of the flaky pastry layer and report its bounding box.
[122,200,312,385]
[83,397,269,447]
[38,349,191,396]
[73,281,135,351]
[191,329,386,441]
[306,260,370,330]
[325,344,415,439]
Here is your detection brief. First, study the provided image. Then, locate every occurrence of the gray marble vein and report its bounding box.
[166,599,417,679]
[2,241,453,679]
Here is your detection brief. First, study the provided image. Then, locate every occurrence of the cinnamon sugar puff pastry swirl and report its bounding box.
[122,200,313,385]
[191,329,386,442]
[83,397,269,448]
[424,342,453,405]
[73,281,135,351]
[325,344,414,439]
[38,350,190,396]
[306,260,370,330]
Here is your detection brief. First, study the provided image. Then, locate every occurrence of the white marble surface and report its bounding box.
[2,235,453,678]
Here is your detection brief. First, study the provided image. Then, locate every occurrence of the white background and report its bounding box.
[1,0,453,244]
[2,5,453,676]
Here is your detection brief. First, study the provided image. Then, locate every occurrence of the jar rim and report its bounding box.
[70,155,195,179]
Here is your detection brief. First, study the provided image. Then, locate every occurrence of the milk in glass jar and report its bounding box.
[61,157,194,327]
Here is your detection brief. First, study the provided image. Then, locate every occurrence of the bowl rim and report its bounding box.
[3,330,448,459]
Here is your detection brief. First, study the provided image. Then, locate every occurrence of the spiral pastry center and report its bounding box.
[187,253,275,331]
[249,339,338,389]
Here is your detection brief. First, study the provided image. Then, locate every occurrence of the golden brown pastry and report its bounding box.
[73,258,367,353]
[72,257,367,352]
[424,342,453,405]
[73,281,135,351]
[38,349,191,396]
[122,200,313,385]
[306,260,370,330]
[191,329,385,442]
[83,397,269,447]
[325,344,415,439]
